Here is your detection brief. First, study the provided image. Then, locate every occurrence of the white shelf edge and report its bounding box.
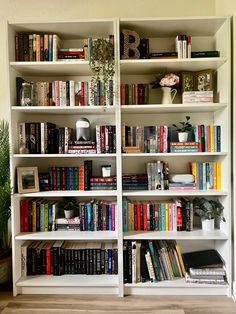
[13,190,118,197]
[122,152,227,157]
[11,106,115,113]
[15,231,118,240]
[120,57,227,64]
[10,60,89,66]
[123,229,228,240]
[122,190,228,196]
[16,275,119,287]
[13,153,117,158]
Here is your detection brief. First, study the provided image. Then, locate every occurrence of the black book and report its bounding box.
[113,247,118,275]
[101,249,105,274]
[35,123,41,153]
[140,241,149,282]
[23,33,29,61]
[127,241,132,283]
[18,33,24,61]
[191,51,219,58]
[139,38,149,59]
[123,241,129,283]
[182,249,224,272]
[84,160,93,191]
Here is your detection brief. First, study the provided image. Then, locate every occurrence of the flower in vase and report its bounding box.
[151,73,180,89]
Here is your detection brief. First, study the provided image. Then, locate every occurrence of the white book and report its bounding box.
[21,241,32,277]
[18,122,26,151]
[136,242,141,283]
[69,80,75,106]
[40,122,45,154]
[96,125,101,153]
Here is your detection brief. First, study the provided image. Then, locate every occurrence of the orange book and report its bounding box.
[216,162,221,190]
[210,125,214,152]
[213,162,217,189]
[121,84,126,105]
[79,165,84,190]
[207,125,211,152]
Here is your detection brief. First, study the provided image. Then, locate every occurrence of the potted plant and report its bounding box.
[193,197,225,231]
[172,115,192,142]
[58,197,79,219]
[0,120,11,284]
[151,73,179,104]
[89,38,115,104]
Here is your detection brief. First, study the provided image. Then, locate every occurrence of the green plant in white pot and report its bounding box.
[172,115,192,142]
[58,197,79,219]
[193,197,225,231]
[0,120,11,284]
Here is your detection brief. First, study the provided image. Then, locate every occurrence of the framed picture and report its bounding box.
[181,71,194,92]
[194,69,213,91]
[17,166,39,193]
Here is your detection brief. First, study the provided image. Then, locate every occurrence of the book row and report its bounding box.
[17,77,113,107]
[123,240,185,283]
[15,33,61,62]
[18,123,116,154]
[123,198,193,232]
[190,162,221,190]
[122,123,221,154]
[120,83,149,105]
[21,240,118,276]
[20,199,116,232]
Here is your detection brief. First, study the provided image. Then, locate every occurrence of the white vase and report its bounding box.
[178,132,188,142]
[160,87,177,104]
[64,209,74,219]
[201,218,215,231]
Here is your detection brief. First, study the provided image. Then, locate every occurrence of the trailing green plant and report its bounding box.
[193,197,225,221]
[172,115,192,132]
[0,120,11,259]
[89,38,115,102]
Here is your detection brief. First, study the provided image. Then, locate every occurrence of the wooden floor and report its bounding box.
[1,289,236,314]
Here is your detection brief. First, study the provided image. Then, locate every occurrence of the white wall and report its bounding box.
[0,0,216,121]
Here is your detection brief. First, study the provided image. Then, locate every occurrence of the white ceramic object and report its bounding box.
[64,209,74,219]
[201,218,215,231]
[178,132,189,142]
[160,87,177,104]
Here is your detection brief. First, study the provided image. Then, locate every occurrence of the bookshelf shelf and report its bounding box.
[123,229,228,240]
[122,152,227,157]
[13,153,117,158]
[15,231,118,241]
[9,16,231,297]
[10,61,92,76]
[11,106,115,115]
[120,58,227,74]
[122,190,228,197]
[121,103,227,114]
[14,190,118,197]
[16,275,119,287]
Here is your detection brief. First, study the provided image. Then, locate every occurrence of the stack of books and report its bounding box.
[55,217,80,231]
[122,174,148,190]
[90,176,117,190]
[68,141,96,154]
[149,52,177,59]
[123,240,185,283]
[183,249,227,285]
[122,146,141,154]
[58,48,84,60]
[170,142,199,153]
[182,91,213,103]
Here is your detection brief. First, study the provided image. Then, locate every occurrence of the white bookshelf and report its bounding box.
[8,16,231,297]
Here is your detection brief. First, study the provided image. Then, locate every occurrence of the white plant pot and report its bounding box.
[201,218,215,231]
[64,209,74,219]
[178,132,188,142]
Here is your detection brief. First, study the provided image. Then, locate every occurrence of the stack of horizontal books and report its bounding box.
[183,249,227,285]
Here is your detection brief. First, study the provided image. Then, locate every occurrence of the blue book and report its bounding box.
[123,199,128,232]
[108,249,113,274]
[109,204,112,231]
[48,202,53,231]
[217,125,221,152]
[87,202,92,231]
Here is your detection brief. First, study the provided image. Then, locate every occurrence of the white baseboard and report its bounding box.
[233,282,236,301]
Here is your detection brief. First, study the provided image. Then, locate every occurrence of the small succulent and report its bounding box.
[193,197,225,221]
[172,116,192,132]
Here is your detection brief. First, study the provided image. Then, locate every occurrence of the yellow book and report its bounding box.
[216,162,221,190]
[44,202,48,232]
[210,125,214,152]
[190,162,196,181]
[165,203,169,231]
[175,243,186,276]
[32,200,37,232]
[213,162,217,190]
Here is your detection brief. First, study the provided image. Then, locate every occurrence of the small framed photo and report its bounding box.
[181,71,194,92]
[17,167,39,193]
[194,69,213,91]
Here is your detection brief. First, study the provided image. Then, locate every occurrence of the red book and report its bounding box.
[138,84,144,104]
[79,165,84,190]
[137,202,141,231]
[61,167,67,190]
[46,244,51,275]
[100,126,106,153]
[112,203,115,231]
[52,167,57,191]
[20,200,24,232]
[160,125,164,153]
[23,199,29,232]
[121,84,126,105]
[140,203,144,230]
[198,125,202,152]
[81,81,85,106]
[143,203,147,231]
[176,201,183,231]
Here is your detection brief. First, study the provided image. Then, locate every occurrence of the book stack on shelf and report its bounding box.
[169,174,196,191]
[123,240,185,283]
[183,249,227,285]
[20,199,116,232]
[18,123,116,155]
[122,174,148,191]
[21,241,118,276]
[123,198,193,232]
[90,176,117,191]
[183,91,213,104]
[58,48,84,61]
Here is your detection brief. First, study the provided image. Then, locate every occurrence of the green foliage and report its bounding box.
[58,197,79,213]
[89,38,115,101]
[172,115,192,132]
[193,197,225,221]
[0,120,11,258]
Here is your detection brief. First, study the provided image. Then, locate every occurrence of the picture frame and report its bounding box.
[181,71,194,92]
[17,166,39,193]
[194,69,213,91]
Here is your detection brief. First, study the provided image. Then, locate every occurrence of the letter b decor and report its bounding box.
[121,29,140,59]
